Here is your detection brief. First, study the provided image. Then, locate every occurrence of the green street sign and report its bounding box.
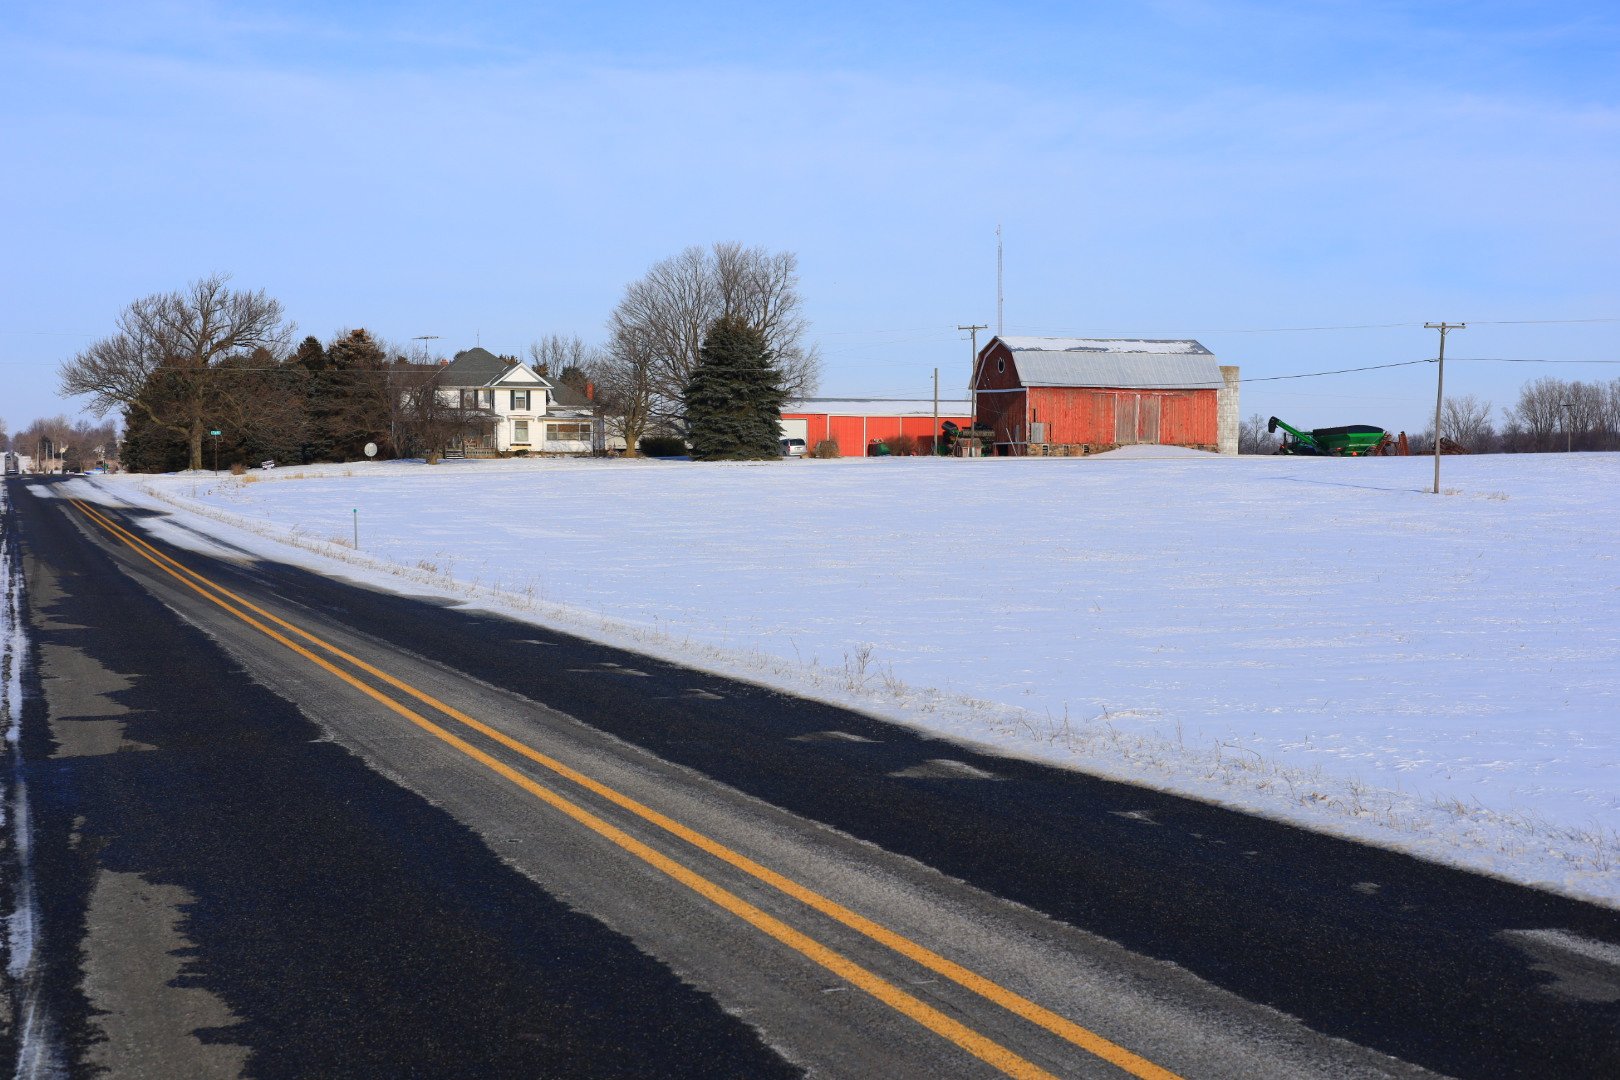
[209,429,221,436]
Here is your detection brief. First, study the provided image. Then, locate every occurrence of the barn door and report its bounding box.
[1114,395,1137,444]
[1139,395,1161,443]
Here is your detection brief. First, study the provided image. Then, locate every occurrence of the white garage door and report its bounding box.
[778,418,809,440]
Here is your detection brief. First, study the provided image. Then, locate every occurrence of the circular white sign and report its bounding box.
[364,442,378,458]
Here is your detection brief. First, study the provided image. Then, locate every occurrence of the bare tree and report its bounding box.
[1237,412,1278,455]
[1501,376,1620,452]
[1505,376,1568,451]
[607,243,820,429]
[1605,377,1620,449]
[15,415,119,472]
[212,347,310,462]
[59,274,292,470]
[529,334,597,380]
[396,367,497,461]
[1439,394,1495,451]
[593,323,659,456]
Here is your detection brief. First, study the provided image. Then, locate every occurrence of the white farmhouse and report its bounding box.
[435,347,602,455]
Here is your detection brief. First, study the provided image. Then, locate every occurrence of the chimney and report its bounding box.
[586,381,595,401]
[438,359,448,366]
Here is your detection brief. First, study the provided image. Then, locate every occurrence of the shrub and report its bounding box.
[639,435,688,457]
[886,433,918,456]
[229,462,247,476]
[810,439,841,459]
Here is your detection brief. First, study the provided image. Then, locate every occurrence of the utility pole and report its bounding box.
[1561,402,1574,452]
[1424,322,1464,494]
[932,367,939,455]
[958,324,988,455]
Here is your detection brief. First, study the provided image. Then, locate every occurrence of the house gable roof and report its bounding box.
[548,382,594,410]
[990,336,1223,390]
[440,347,543,387]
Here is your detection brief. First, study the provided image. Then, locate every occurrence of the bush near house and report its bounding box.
[639,435,688,457]
[884,433,918,456]
[810,439,841,459]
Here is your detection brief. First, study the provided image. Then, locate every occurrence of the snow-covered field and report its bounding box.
[65,450,1620,904]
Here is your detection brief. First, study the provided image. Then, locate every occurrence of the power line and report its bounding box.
[1240,359,1434,383]
[1463,318,1620,326]
[1454,356,1620,364]
[1003,316,1620,336]
[1006,322,1422,335]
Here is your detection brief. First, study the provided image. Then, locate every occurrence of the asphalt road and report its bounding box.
[3,475,1618,1078]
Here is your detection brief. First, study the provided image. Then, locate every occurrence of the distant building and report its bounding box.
[973,337,1239,455]
[781,398,973,457]
[437,347,609,455]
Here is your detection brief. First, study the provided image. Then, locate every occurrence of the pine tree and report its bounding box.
[683,316,786,461]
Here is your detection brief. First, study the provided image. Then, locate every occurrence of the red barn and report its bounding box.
[780,399,973,457]
[973,337,1239,456]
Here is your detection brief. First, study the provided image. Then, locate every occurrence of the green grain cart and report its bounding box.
[1268,416,1389,457]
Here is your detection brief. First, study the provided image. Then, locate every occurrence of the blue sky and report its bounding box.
[3,1,1616,435]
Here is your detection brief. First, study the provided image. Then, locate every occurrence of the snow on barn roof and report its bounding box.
[994,336,1224,390]
[997,336,1212,355]
[783,398,973,417]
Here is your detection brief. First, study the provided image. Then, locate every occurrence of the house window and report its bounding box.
[547,422,592,441]
[511,390,530,411]
[479,389,494,408]
[512,420,530,443]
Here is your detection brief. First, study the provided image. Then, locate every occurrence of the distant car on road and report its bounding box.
[780,438,807,458]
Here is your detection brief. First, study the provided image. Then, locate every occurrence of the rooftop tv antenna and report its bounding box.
[411,334,441,361]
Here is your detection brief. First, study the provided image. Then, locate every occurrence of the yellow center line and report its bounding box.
[71,497,1182,1080]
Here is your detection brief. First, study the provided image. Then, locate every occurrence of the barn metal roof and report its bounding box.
[997,336,1212,355]
[784,398,973,417]
[995,336,1224,390]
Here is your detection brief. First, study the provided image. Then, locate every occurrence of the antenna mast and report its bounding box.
[996,224,1004,336]
[411,334,441,361]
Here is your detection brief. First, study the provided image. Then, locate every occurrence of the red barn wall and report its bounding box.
[780,413,830,446]
[782,411,972,456]
[827,416,866,454]
[977,391,1028,450]
[1021,387,1218,449]
[976,343,1023,391]
[1027,387,1111,443]
[1158,391,1217,445]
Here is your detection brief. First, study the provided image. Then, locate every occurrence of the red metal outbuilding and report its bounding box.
[973,337,1239,455]
[780,399,973,457]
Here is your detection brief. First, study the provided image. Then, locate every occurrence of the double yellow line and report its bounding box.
[70,497,1180,1080]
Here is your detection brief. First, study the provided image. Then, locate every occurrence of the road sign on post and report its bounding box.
[210,429,222,475]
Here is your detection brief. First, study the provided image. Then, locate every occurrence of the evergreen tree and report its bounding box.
[296,330,388,461]
[323,329,390,459]
[293,335,336,461]
[683,316,786,461]
[120,402,189,472]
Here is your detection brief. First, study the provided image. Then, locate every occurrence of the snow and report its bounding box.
[3,480,63,1075]
[998,336,1210,355]
[784,399,973,417]
[68,452,1620,905]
